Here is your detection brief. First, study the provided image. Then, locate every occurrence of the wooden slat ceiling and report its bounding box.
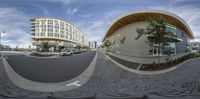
[103,12,193,41]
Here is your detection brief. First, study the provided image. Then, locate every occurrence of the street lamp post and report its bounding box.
[0,31,5,57]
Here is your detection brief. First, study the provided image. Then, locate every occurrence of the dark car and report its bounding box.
[73,50,82,54]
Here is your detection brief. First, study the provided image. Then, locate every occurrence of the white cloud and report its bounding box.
[32,4,50,16]
[67,7,79,15]
[0,7,33,48]
[74,10,123,44]
[149,0,200,41]
[42,0,72,5]
[78,14,92,18]
[90,21,105,29]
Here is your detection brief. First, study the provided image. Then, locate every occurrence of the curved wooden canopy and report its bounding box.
[103,10,193,41]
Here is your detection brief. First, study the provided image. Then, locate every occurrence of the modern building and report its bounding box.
[103,10,193,64]
[189,42,200,54]
[31,18,89,52]
[89,41,98,49]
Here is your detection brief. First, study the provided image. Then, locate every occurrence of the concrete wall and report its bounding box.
[107,21,150,57]
[106,21,190,63]
[107,21,190,56]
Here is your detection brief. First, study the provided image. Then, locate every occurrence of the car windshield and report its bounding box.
[0,0,200,99]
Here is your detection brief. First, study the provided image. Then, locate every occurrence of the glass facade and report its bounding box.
[149,42,176,55]
[162,42,176,55]
[149,25,177,56]
[165,25,176,36]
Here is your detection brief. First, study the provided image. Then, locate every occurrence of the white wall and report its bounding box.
[108,21,150,57]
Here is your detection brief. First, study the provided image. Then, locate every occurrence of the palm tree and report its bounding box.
[136,18,170,66]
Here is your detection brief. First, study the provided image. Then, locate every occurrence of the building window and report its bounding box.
[162,42,176,55]
[60,22,64,27]
[41,20,46,24]
[149,42,176,55]
[48,25,53,28]
[60,30,64,34]
[54,26,59,29]
[40,33,46,36]
[61,34,64,38]
[42,28,46,32]
[48,20,53,24]
[55,29,58,33]
[48,29,53,32]
[65,36,68,39]
[54,33,59,37]
[60,27,64,30]
[165,25,176,35]
[181,32,185,37]
[48,33,53,37]
[35,21,40,25]
[41,25,46,28]
[65,23,68,28]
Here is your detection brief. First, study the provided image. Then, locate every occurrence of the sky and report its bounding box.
[0,0,200,48]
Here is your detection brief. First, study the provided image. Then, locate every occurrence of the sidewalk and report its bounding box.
[104,52,199,75]
[105,53,140,69]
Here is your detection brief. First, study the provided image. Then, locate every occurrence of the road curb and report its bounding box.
[2,51,98,92]
[104,52,199,75]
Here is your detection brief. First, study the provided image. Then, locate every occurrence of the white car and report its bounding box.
[60,50,73,56]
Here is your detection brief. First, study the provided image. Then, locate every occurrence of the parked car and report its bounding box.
[73,50,82,54]
[60,50,73,56]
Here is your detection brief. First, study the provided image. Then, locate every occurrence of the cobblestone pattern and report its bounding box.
[0,52,200,99]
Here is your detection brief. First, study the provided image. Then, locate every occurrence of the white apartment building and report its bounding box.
[31,18,89,52]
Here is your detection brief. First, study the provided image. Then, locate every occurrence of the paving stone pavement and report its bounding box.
[0,52,200,99]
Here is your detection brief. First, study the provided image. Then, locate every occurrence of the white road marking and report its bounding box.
[66,80,81,87]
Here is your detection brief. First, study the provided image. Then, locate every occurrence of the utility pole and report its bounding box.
[0,31,5,57]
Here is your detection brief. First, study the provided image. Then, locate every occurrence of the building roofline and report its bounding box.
[30,18,89,37]
[102,10,194,41]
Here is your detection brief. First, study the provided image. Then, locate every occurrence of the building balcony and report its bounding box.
[31,29,36,31]
[31,33,35,36]
[31,25,35,28]
[30,18,36,21]
[31,23,35,26]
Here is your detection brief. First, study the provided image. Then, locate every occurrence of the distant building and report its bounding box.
[190,42,200,54]
[31,18,89,52]
[89,41,98,49]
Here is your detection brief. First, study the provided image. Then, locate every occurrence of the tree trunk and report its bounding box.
[158,43,161,67]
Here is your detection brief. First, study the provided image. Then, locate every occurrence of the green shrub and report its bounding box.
[167,59,172,66]
[178,58,182,62]
[190,53,200,58]
[30,52,54,57]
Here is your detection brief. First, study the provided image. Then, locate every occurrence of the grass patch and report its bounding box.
[30,52,55,57]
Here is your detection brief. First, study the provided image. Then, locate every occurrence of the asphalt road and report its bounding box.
[6,51,96,83]
[1,51,200,99]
